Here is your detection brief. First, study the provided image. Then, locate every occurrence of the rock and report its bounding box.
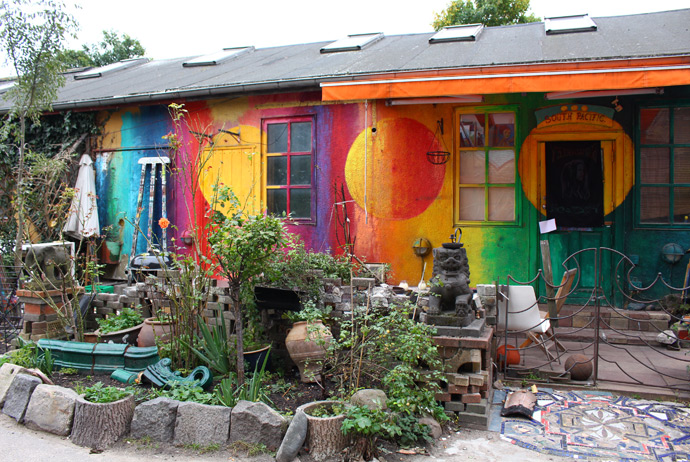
[230,400,287,451]
[276,409,308,462]
[2,373,42,422]
[0,363,29,406]
[131,397,179,442]
[657,330,677,345]
[350,389,387,410]
[174,401,231,446]
[24,384,78,436]
[418,416,442,439]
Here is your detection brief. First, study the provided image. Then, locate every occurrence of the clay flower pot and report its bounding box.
[285,320,332,383]
[301,400,348,460]
[137,317,174,347]
[94,322,144,345]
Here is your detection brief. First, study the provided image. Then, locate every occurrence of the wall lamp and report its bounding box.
[661,243,686,265]
[180,229,194,246]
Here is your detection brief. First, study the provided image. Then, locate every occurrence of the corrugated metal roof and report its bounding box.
[1,8,689,111]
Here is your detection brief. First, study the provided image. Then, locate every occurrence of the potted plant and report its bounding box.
[300,400,348,460]
[138,311,175,347]
[93,307,144,345]
[70,382,135,450]
[285,300,332,383]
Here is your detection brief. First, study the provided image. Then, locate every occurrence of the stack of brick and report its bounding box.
[433,327,493,428]
[475,284,498,326]
[17,288,76,342]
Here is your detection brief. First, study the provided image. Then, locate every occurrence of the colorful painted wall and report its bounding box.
[91,88,690,293]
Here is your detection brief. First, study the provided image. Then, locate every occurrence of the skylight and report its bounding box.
[182,47,254,67]
[545,14,597,35]
[320,33,383,53]
[429,24,484,43]
[74,58,148,80]
[0,80,16,93]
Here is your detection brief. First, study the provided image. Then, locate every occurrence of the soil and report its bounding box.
[50,368,338,415]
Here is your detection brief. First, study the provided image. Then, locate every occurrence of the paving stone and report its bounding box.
[230,400,287,451]
[24,384,78,436]
[444,402,466,412]
[3,373,41,422]
[465,399,489,415]
[276,410,307,462]
[131,397,179,442]
[174,401,231,446]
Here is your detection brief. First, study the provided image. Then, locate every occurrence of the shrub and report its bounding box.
[96,307,143,334]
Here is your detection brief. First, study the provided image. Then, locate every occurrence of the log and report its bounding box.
[70,394,135,450]
[303,401,348,461]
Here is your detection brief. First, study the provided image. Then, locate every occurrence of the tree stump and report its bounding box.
[302,401,348,461]
[70,394,135,450]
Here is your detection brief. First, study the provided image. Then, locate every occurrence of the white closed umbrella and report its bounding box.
[63,154,100,239]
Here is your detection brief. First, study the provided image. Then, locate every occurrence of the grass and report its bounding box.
[229,440,273,457]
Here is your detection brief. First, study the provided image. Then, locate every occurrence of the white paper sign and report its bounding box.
[539,219,557,234]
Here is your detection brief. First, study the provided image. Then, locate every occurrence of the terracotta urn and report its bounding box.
[285,320,332,383]
[137,317,174,347]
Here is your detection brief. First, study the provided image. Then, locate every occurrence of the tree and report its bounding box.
[59,30,145,68]
[432,0,540,30]
[0,0,77,266]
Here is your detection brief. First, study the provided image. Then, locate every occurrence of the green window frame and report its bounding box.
[454,107,519,225]
[263,116,315,222]
[636,104,690,227]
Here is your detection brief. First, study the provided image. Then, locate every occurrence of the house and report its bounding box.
[2,8,689,299]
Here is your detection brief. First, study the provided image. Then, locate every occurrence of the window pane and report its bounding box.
[640,148,669,184]
[290,189,311,218]
[267,156,288,185]
[488,187,515,221]
[290,155,311,185]
[267,189,287,215]
[290,122,312,152]
[459,114,485,147]
[674,108,690,144]
[488,113,515,147]
[459,151,485,183]
[675,147,690,184]
[674,187,690,223]
[458,187,484,221]
[267,123,288,153]
[640,108,669,144]
[488,150,515,183]
[640,187,669,223]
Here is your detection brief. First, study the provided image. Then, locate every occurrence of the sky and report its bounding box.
[2,0,690,77]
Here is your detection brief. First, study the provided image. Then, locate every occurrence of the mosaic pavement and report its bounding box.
[499,389,690,461]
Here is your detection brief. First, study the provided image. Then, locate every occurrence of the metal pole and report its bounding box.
[160,162,168,252]
[592,248,601,385]
[130,163,148,262]
[146,163,157,249]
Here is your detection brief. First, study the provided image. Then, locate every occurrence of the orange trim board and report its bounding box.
[322,66,690,101]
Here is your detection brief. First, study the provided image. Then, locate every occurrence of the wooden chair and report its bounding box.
[519,268,577,360]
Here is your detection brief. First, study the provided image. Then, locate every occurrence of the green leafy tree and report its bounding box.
[432,0,540,30]
[208,185,287,387]
[59,30,145,68]
[0,0,77,266]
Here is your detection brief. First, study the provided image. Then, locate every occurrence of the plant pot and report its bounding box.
[285,320,332,383]
[94,322,144,345]
[137,317,174,347]
[301,400,348,461]
[82,332,99,343]
[70,393,135,450]
[244,344,271,371]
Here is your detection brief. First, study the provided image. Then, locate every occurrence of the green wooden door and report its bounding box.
[538,140,614,304]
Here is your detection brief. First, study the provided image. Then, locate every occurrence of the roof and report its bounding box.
[1,8,690,111]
